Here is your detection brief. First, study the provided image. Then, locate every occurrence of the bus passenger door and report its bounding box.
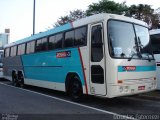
[89,23,106,96]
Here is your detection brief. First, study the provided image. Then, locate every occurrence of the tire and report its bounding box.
[70,76,83,102]
[18,73,25,88]
[12,73,18,87]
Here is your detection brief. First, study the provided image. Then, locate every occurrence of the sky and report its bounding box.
[0,0,160,43]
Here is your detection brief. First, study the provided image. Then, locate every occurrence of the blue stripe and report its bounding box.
[22,48,84,85]
[118,66,156,72]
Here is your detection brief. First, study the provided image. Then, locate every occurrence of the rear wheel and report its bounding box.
[70,76,83,102]
[18,73,25,88]
[12,72,18,87]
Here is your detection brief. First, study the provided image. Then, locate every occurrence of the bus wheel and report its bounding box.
[18,73,25,88]
[12,72,18,87]
[70,76,83,102]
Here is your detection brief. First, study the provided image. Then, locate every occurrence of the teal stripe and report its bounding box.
[118,66,156,72]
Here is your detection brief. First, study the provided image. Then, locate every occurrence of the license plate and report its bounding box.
[138,86,145,90]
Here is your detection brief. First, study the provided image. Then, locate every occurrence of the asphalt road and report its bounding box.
[0,79,160,120]
[0,80,130,120]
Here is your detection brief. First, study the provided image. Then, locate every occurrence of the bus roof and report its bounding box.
[149,29,160,35]
[4,13,148,48]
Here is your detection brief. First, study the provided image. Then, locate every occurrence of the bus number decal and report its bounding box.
[122,66,136,71]
[56,51,71,58]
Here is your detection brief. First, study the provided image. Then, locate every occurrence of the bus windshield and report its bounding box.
[108,20,153,60]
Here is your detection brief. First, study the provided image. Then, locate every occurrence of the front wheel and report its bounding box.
[70,76,83,102]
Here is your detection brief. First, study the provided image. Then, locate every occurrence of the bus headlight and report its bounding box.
[119,86,129,93]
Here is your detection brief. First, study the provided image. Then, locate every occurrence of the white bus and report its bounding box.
[3,13,156,101]
[150,29,160,90]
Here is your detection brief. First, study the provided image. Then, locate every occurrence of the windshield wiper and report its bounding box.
[128,53,137,61]
[128,51,142,61]
[137,37,144,50]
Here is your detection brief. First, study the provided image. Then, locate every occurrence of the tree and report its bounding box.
[54,9,86,27]
[154,7,160,28]
[86,0,128,16]
[128,4,159,29]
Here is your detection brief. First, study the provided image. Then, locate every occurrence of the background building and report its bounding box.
[0,29,9,49]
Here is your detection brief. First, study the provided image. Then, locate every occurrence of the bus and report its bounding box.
[3,13,156,101]
[149,29,160,90]
[0,50,4,78]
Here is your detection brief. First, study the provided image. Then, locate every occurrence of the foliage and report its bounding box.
[54,9,86,27]
[128,4,159,29]
[53,1,160,29]
[86,0,128,16]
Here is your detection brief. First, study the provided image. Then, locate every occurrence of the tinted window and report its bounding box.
[75,27,87,46]
[49,33,63,50]
[55,33,63,49]
[10,47,14,56]
[41,38,48,51]
[36,39,42,52]
[36,38,48,52]
[5,48,10,57]
[26,42,30,54]
[49,35,56,50]
[91,25,103,62]
[26,41,35,54]
[64,30,74,47]
[21,44,26,55]
[10,46,17,57]
[150,34,160,54]
[30,41,35,53]
[18,43,26,55]
[18,45,21,55]
[91,65,104,84]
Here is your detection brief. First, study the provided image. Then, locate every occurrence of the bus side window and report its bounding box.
[64,30,74,48]
[10,46,17,57]
[21,43,26,55]
[74,27,87,46]
[91,25,103,62]
[5,48,10,57]
[55,33,63,49]
[151,34,160,54]
[18,45,21,55]
[26,41,35,54]
[41,38,48,51]
[36,39,42,52]
[48,33,63,50]
[48,35,56,50]
[36,37,48,52]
